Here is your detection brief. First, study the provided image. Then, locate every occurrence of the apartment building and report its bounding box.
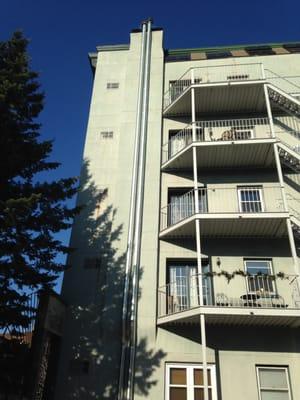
[54,20,300,400]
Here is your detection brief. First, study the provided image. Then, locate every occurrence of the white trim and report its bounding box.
[244,259,276,295]
[256,366,292,400]
[238,186,265,213]
[165,363,217,400]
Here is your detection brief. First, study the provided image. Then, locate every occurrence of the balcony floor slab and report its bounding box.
[162,139,277,171]
[157,305,300,328]
[163,81,266,117]
[159,213,289,239]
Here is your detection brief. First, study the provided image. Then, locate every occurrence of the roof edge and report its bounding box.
[167,41,300,55]
[96,44,130,52]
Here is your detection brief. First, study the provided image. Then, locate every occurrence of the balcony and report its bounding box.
[160,186,288,239]
[162,117,275,170]
[157,273,300,327]
[163,63,266,116]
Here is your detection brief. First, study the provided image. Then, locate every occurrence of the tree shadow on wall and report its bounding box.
[59,160,165,399]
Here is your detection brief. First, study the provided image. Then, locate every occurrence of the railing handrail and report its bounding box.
[278,140,300,155]
[265,68,300,92]
[158,272,300,317]
[162,117,271,149]
[162,185,282,210]
[163,63,264,103]
[159,272,299,290]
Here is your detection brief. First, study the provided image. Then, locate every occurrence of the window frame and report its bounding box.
[166,363,217,400]
[237,186,265,213]
[256,366,292,400]
[244,259,276,295]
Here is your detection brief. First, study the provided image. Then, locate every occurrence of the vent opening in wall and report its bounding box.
[83,257,102,269]
[101,131,114,139]
[69,359,90,375]
[107,82,119,89]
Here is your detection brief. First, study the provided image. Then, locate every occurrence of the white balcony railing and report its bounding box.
[160,186,285,231]
[162,117,271,164]
[158,273,300,317]
[164,63,264,109]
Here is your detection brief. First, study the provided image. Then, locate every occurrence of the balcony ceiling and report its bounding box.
[159,213,288,239]
[163,82,266,117]
[157,306,300,328]
[162,139,276,170]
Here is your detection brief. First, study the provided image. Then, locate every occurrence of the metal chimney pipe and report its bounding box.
[127,17,152,400]
[118,21,147,400]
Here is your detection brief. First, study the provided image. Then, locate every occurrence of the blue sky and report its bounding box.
[1,0,300,292]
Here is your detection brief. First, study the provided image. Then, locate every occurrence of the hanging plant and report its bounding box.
[202,269,291,283]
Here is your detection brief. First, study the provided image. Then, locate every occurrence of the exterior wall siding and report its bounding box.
[54,28,300,400]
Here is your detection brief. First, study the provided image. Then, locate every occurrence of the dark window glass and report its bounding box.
[245,46,275,56]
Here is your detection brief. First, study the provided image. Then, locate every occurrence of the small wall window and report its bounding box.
[100,131,114,139]
[256,366,292,400]
[69,359,90,375]
[83,257,101,269]
[166,364,217,400]
[245,46,275,56]
[282,43,300,53]
[106,82,119,89]
[206,51,232,59]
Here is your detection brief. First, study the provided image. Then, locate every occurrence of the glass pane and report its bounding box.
[259,369,288,389]
[261,390,289,400]
[194,369,211,385]
[170,387,187,400]
[246,261,270,273]
[170,368,186,385]
[194,388,212,400]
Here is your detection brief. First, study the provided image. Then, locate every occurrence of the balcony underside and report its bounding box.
[163,81,266,117]
[157,306,300,328]
[162,139,276,170]
[159,213,288,239]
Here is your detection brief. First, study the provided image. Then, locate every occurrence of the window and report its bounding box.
[83,257,101,269]
[100,131,114,139]
[69,359,90,375]
[245,46,275,56]
[168,188,207,226]
[238,186,264,212]
[256,366,292,400]
[106,82,119,89]
[165,54,191,62]
[166,364,217,400]
[206,51,232,60]
[169,78,202,101]
[168,127,204,158]
[245,260,275,294]
[283,43,300,53]
[167,260,212,313]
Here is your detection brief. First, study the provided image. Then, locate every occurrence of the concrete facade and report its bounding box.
[54,27,300,400]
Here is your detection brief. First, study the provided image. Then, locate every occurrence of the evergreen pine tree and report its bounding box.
[0,31,80,333]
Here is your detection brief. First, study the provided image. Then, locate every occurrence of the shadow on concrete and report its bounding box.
[163,324,300,353]
[54,160,165,399]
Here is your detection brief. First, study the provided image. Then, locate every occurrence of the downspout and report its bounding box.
[127,18,152,400]
[118,22,147,400]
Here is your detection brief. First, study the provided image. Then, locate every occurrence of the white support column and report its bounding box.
[191,77,209,400]
[263,83,299,276]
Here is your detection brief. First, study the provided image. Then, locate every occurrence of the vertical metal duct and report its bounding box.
[127,18,152,400]
[118,18,152,400]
